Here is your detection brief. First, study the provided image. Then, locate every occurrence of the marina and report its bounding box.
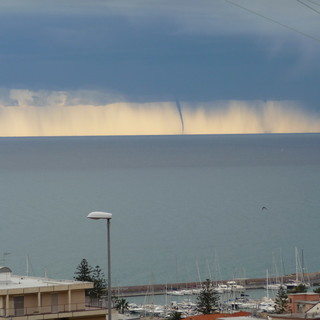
[115,272,320,297]
[111,273,320,318]
[119,288,276,317]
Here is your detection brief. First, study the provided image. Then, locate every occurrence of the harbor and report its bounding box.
[110,272,320,318]
[115,272,320,297]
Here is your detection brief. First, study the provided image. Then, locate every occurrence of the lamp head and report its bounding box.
[87,211,112,220]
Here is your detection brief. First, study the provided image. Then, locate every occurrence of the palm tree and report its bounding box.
[115,298,129,314]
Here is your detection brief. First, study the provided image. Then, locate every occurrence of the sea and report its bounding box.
[0,133,319,296]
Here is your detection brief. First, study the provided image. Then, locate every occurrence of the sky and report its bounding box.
[1,0,320,136]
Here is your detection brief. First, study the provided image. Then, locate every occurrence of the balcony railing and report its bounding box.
[0,302,107,318]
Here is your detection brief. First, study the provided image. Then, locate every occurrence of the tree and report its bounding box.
[74,259,93,282]
[74,260,107,299]
[115,298,129,314]
[274,286,289,314]
[196,279,220,314]
[313,287,320,294]
[91,265,107,299]
[289,284,307,294]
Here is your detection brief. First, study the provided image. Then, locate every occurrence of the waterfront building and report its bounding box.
[269,293,320,320]
[0,266,107,320]
[288,293,320,313]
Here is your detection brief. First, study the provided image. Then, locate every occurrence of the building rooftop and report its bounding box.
[271,313,320,319]
[294,301,320,305]
[183,311,251,320]
[0,266,92,291]
[290,293,320,296]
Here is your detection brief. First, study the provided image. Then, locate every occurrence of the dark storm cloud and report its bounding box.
[0,0,320,108]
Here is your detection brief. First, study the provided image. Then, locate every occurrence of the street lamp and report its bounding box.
[87,211,112,320]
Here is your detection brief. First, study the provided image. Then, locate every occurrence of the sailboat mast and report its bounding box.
[280,248,285,285]
[196,260,202,284]
[301,249,304,280]
[295,247,299,282]
[266,269,269,299]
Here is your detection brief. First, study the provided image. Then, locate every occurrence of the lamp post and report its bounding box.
[87,211,112,320]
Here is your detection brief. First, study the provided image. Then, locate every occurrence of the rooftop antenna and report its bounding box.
[26,255,29,276]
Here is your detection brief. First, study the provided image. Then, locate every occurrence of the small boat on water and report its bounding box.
[265,283,284,290]
[285,279,310,291]
[127,303,145,313]
[258,297,275,312]
[227,281,245,292]
[214,280,245,293]
[215,284,231,293]
[167,288,200,295]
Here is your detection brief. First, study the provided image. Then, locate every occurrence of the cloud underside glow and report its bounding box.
[0,98,319,137]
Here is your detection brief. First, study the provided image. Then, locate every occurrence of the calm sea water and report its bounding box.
[0,134,319,288]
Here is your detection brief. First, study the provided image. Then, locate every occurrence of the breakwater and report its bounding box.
[114,272,320,297]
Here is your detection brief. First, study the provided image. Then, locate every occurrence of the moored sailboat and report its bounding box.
[285,247,310,291]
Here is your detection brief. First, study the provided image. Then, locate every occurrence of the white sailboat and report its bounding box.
[265,253,285,290]
[265,268,284,290]
[285,247,310,290]
[258,270,276,313]
[226,280,245,292]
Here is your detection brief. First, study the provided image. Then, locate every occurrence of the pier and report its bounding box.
[114,272,320,297]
